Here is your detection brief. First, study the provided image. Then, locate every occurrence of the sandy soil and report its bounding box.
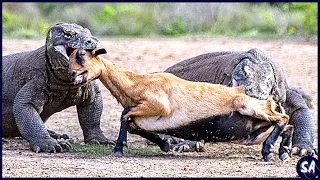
[2,36,318,178]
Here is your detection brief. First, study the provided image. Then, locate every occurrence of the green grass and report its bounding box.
[71,142,165,156]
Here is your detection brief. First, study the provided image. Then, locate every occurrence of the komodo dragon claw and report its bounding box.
[30,138,72,153]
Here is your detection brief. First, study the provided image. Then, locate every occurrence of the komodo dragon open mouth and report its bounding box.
[66,45,76,56]
[54,45,76,61]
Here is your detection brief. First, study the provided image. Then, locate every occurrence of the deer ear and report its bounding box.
[92,48,107,56]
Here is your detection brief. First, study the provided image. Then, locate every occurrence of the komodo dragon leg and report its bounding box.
[77,81,113,145]
[13,81,72,153]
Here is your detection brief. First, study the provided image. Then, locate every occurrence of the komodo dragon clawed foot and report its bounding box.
[47,129,69,140]
[84,134,115,146]
[172,140,205,153]
[291,146,318,157]
[144,134,205,153]
[156,134,184,152]
[30,138,72,153]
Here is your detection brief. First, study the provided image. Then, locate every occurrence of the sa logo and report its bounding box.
[296,156,319,179]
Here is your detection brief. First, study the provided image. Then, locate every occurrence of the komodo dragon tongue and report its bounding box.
[232,79,239,87]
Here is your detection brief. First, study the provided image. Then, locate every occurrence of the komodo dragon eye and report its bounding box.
[243,66,252,78]
[64,29,75,39]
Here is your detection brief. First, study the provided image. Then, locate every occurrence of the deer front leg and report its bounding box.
[279,125,294,161]
[112,106,134,156]
[262,123,285,161]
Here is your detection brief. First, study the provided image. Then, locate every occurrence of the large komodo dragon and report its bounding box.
[2,23,110,153]
[126,48,316,161]
[163,48,316,159]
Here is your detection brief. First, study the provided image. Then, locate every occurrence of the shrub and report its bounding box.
[163,16,186,36]
[256,9,278,34]
[2,2,318,38]
[93,3,156,36]
[95,4,116,23]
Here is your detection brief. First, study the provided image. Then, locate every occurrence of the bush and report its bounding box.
[93,3,156,36]
[256,9,278,34]
[3,5,50,39]
[269,2,317,36]
[163,16,186,36]
[210,5,254,36]
[2,2,318,39]
[2,10,22,34]
[95,4,116,23]
[298,3,317,35]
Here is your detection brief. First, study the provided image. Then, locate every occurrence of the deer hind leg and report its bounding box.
[124,98,172,119]
[234,94,289,125]
[127,123,173,153]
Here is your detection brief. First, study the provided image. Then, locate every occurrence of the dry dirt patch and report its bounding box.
[2,37,318,177]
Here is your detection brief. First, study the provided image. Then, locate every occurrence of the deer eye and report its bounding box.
[80,52,86,56]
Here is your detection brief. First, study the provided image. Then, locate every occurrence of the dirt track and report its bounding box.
[2,37,318,177]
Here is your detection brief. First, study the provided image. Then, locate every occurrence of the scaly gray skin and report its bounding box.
[125,48,313,161]
[163,48,315,157]
[2,23,111,153]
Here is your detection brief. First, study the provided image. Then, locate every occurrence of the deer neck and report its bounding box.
[99,58,137,107]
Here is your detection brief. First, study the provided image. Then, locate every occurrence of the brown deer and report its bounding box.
[68,47,289,155]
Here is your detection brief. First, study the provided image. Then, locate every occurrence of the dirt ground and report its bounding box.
[2,37,318,178]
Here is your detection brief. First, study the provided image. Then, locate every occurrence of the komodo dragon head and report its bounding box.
[231,48,287,103]
[45,23,101,83]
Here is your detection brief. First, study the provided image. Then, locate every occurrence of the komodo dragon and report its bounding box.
[126,48,316,161]
[2,23,110,153]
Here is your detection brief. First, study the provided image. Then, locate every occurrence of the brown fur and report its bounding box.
[68,48,289,131]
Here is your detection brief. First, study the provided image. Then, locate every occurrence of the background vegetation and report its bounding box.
[2,2,318,40]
